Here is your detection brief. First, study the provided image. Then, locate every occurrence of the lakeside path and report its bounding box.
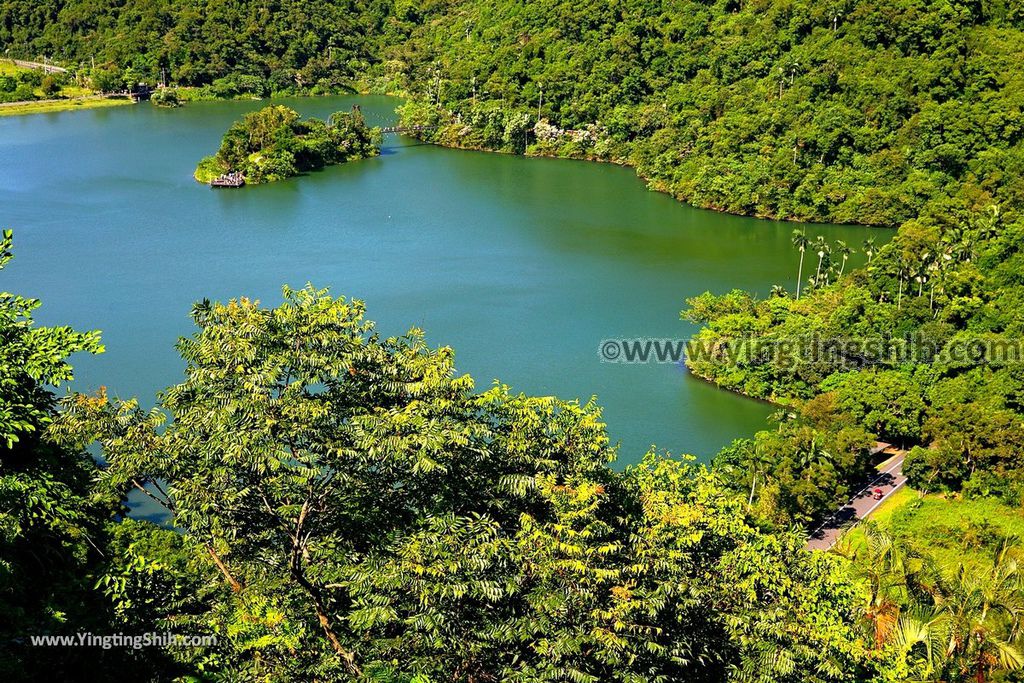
[805,448,908,551]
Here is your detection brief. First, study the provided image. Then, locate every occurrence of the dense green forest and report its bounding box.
[6,0,1024,680]
[685,190,1024,529]
[7,0,1024,225]
[194,104,381,183]
[385,0,1024,226]
[0,0,389,95]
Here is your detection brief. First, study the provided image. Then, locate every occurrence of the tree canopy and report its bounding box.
[49,285,874,682]
[195,105,381,184]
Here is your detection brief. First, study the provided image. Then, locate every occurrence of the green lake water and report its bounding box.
[0,94,886,474]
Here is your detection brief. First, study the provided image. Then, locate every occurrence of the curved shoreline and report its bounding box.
[389,110,900,230]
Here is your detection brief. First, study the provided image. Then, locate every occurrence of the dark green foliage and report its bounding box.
[0,82,36,104]
[6,0,1024,678]
[39,75,58,97]
[0,0,381,95]
[714,393,877,526]
[382,0,1024,227]
[149,87,180,107]
[9,0,1024,228]
[195,104,381,184]
[689,201,1024,507]
[89,67,122,93]
[0,232,174,681]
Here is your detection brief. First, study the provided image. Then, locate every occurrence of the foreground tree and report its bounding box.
[0,229,104,669]
[842,528,1024,683]
[55,286,872,681]
[0,232,180,681]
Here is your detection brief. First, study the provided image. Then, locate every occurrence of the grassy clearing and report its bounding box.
[0,96,133,117]
[0,59,117,113]
[839,488,1024,570]
[889,495,1024,570]
[839,487,918,551]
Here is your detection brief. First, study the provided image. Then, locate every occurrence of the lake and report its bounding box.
[0,94,885,468]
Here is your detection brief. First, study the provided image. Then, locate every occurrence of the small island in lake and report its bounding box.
[195,104,381,185]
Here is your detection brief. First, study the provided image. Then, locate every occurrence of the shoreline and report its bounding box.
[0,94,133,117]
[392,115,899,230]
[684,364,790,409]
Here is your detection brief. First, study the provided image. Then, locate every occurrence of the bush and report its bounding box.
[193,155,226,183]
[16,69,41,86]
[150,88,181,108]
[40,75,60,97]
[90,68,122,93]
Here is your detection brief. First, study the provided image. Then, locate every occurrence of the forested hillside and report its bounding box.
[386,0,1024,225]
[0,0,390,94]
[7,1,1024,225]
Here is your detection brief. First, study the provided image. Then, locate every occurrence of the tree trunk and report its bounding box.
[207,545,243,593]
[796,249,805,300]
[291,567,360,674]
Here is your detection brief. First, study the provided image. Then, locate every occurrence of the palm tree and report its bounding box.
[839,528,913,648]
[933,544,1024,682]
[890,607,949,679]
[928,261,940,313]
[812,236,829,288]
[745,441,772,507]
[855,534,1024,682]
[835,240,854,278]
[770,283,787,298]
[837,527,942,652]
[769,407,797,432]
[863,237,876,263]
[972,203,1001,244]
[792,229,808,300]
[896,257,907,310]
[797,435,832,478]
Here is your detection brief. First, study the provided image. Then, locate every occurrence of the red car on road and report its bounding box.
[872,488,884,500]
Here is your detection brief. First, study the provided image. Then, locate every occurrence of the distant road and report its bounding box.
[8,59,67,74]
[805,450,907,551]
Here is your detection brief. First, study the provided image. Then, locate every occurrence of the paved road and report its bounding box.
[805,451,907,551]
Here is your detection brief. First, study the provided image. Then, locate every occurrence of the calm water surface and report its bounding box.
[0,95,886,469]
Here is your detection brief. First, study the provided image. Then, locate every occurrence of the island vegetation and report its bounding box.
[194,105,381,184]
